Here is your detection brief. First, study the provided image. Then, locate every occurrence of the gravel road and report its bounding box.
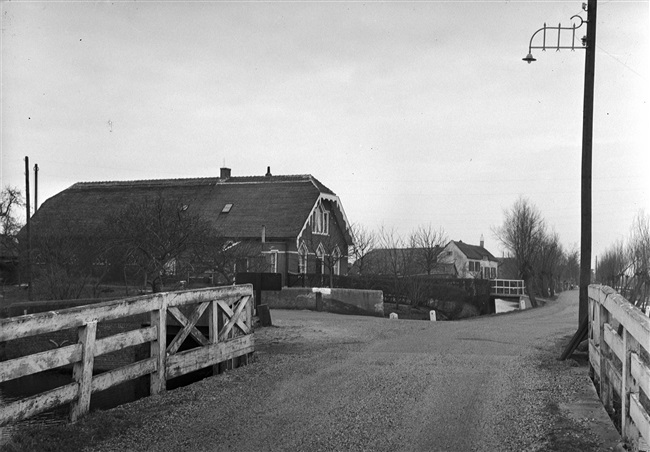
[85,290,620,452]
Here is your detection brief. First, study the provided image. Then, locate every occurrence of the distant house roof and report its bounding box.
[450,240,498,262]
[360,247,454,277]
[30,171,350,243]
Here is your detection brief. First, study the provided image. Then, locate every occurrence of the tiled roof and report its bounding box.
[31,173,339,240]
[452,241,498,262]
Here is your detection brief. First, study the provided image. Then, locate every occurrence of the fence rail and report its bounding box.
[489,279,526,297]
[588,285,650,451]
[0,285,254,426]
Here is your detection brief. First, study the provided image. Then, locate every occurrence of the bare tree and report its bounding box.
[411,224,448,275]
[349,223,376,275]
[31,221,110,300]
[374,226,410,306]
[564,245,580,288]
[626,211,650,309]
[0,186,24,259]
[107,194,212,293]
[535,230,564,297]
[493,197,546,307]
[376,225,405,277]
[596,240,629,290]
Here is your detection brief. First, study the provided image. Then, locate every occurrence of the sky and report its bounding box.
[1,0,648,264]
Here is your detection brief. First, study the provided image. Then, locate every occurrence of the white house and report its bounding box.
[437,238,499,279]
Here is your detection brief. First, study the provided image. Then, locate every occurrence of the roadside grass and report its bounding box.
[2,408,142,452]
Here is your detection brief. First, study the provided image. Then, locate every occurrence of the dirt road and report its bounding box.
[81,290,619,452]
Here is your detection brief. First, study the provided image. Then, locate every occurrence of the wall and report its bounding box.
[262,288,384,317]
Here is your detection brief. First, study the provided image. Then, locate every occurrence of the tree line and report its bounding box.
[594,211,649,310]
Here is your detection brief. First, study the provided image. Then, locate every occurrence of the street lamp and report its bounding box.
[523,1,598,357]
[522,13,588,63]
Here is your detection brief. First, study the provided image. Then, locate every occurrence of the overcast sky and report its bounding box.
[1,0,648,263]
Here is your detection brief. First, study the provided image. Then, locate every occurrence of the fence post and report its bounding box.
[598,301,613,414]
[71,320,97,423]
[150,300,167,395]
[623,330,642,442]
[209,298,220,374]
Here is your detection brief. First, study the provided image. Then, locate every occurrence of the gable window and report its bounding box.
[311,203,330,235]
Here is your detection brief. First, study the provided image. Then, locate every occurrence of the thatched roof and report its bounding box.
[30,173,349,242]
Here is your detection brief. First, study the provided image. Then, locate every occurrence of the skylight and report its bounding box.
[222,203,233,213]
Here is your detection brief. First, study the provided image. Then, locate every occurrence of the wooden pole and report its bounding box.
[24,156,32,301]
[579,0,597,325]
[33,164,39,212]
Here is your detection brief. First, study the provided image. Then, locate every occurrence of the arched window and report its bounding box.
[332,246,341,276]
[316,243,325,275]
[311,202,330,235]
[299,242,308,274]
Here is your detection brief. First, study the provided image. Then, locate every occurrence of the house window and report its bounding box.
[311,203,330,235]
[299,243,308,274]
[316,244,325,274]
[332,246,341,276]
[268,251,279,273]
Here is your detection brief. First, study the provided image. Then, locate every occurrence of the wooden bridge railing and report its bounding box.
[489,279,525,297]
[588,285,650,451]
[0,285,254,426]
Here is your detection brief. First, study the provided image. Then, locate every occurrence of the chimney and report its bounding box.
[261,225,266,243]
[220,167,231,179]
[480,234,485,248]
[265,166,272,177]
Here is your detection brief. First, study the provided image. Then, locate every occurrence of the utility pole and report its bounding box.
[33,164,39,212]
[523,1,598,359]
[579,0,597,326]
[24,156,33,301]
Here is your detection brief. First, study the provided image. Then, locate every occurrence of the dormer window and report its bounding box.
[311,203,329,235]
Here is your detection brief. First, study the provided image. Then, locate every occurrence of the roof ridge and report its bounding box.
[71,174,315,187]
[73,176,221,186]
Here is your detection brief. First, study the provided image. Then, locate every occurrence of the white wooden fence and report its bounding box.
[588,285,650,451]
[0,285,254,426]
[489,279,526,297]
